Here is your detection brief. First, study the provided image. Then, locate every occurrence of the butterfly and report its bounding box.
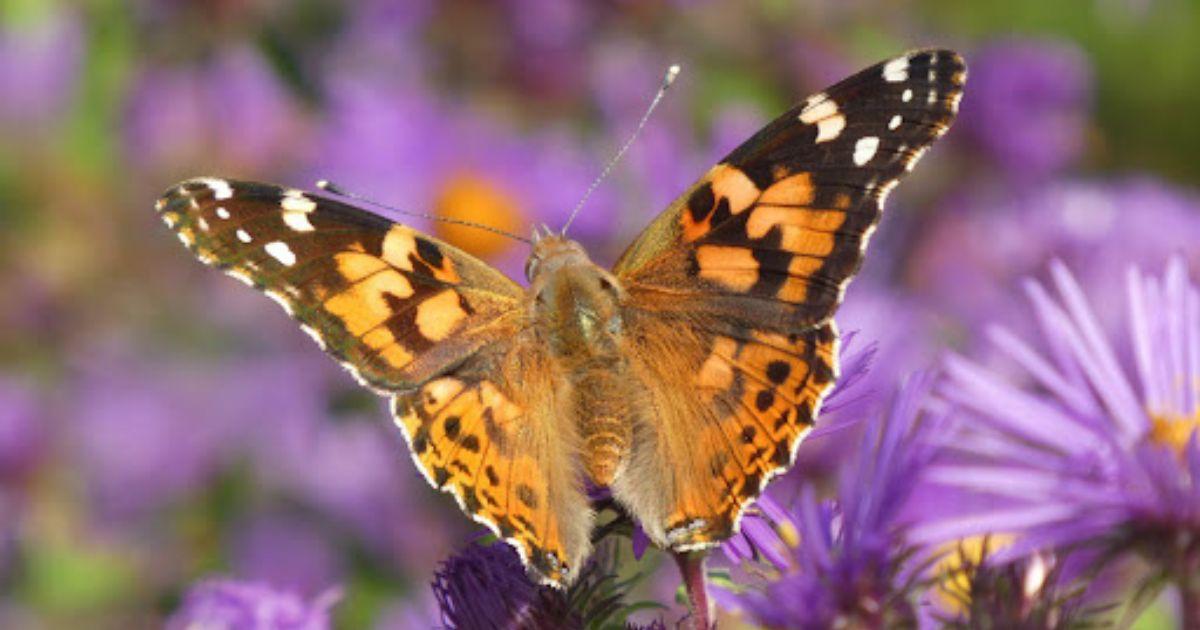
[157,49,965,587]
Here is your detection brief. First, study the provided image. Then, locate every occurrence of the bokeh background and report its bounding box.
[1,0,1198,627]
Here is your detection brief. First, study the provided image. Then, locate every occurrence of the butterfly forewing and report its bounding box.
[611,49,965,551]
[157,178,522,391]
[615,49,965,328]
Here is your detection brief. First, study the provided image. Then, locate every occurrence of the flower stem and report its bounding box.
[674,551,712,630]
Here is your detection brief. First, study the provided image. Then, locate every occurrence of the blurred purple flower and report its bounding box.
[229,514,344,598]
[910,178,1200,343]
[71,362,229,522]
[959,38,1091,181]
[123,47,308,176]
[912,259,1200,615]
[0,377,45,482]
[0,7,82,131]
[717,373,945,628]
[309,78,617,275]
[69,354,328,523]
[166,578,340,630]
[500,0,591,97]
[255,412,451,573]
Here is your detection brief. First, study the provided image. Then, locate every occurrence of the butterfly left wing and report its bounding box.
[157,178,523,391]
[610,50,966,550]
[158,179,593,586]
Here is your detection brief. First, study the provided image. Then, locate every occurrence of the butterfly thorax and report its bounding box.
[526,235,634,486]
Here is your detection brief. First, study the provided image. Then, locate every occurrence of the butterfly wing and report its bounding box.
[158,179,591,586]
[158,178,524,391]
[611,50,966,549]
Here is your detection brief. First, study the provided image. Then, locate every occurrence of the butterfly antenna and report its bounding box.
[316,180,532,245]
[560,63,681,236]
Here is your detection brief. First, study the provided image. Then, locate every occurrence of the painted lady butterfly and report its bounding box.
[157,49,965,587]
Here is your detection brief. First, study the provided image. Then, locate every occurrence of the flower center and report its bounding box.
[1149,411,1200,451]
[932,534,1014,614]
[432,173,525,260]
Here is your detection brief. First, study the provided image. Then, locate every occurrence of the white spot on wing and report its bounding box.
[236,229,252,243]
[902,89,913,103]
[265,241,297,266]
[197,217,210,231]
[282,210,315,232]
[216,207,231,220]
[927,89,938,105]
[798,98,837,124]
[197,177,233,200]
[888,115,902,130]
[815,115,846,143]
[281,190,317,213]
[883,57,909,83]
[853,136,880,166]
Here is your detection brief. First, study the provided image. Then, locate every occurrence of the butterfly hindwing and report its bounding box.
[612,50,965,551]
[157,178,523,391]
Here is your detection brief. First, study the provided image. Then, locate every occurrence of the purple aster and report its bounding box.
[166,578,340,630]
[912,258,1200,622]
[958,38,1092,182]
[431,540,651,629]
[909,178,1200,345]
[716,372,946,628]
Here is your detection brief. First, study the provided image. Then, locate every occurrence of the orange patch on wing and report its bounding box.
[746,207,846,240]
[324,269,415,336]
[695,245,758,291]
[757,172,815,207]
[777,256,826,303]
[415,289,468,341]
[335,252,389,282]
[709,165,760,215]
[779,226,836,257]
[696,336,738,398]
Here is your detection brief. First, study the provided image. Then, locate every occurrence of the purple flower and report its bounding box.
[717,373,945,628]
[912,258,1200,615]
[166,578,340,630]
[228,514,344,599]
[308,78,618,276]
[0,377,45,482]
[909,178,1200,344]
[431,540,656,629]
[959,38,1092,181]
[0,6,82,131]
[253,410,453,573]
[123,47,308,177]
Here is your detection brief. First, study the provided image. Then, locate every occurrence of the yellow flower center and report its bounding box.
[932,534,1014,614]
[432,173,525,260]
[1150,411,1200,451]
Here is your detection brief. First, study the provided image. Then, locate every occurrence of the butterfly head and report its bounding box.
[525,233,624,349]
